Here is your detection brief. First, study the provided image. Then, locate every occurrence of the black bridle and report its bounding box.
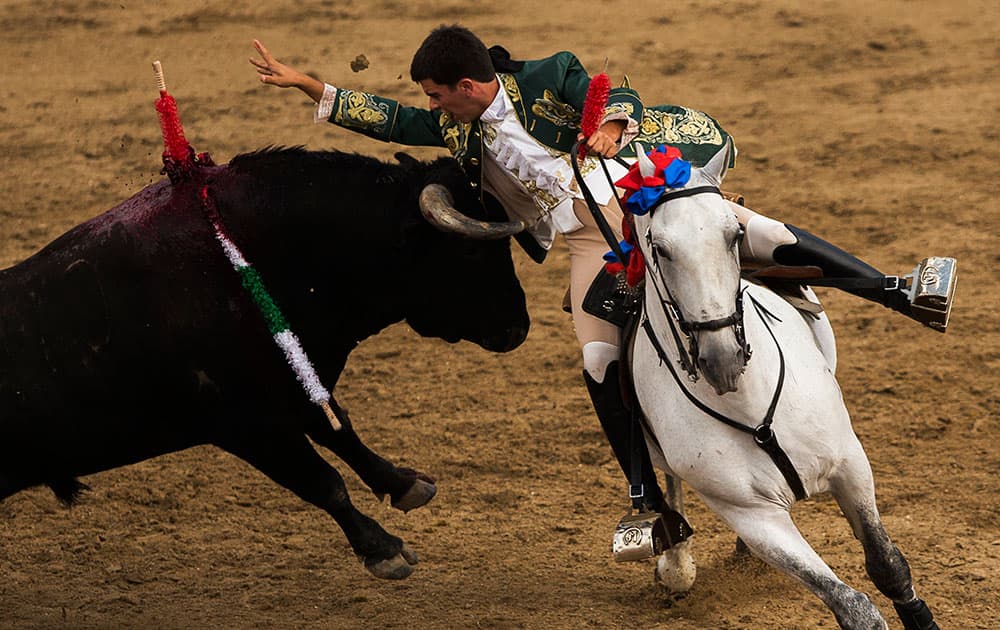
[638,185,806,502]
[641,185,751,381]
[569,144,807,501]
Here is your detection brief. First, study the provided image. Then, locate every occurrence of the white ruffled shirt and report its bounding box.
[316,82,631,249]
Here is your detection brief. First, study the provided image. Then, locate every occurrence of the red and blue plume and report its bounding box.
[615,145,692,215]
[601,215,646,287]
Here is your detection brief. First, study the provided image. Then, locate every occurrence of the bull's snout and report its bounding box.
[478,325,528,353]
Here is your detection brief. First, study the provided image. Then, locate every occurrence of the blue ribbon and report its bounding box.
[603,239,634,264]
[623,149,693,215]
[663,159,691,188]
[625,185,666,216]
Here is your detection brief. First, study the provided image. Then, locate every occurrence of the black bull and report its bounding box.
[0,148,529,579]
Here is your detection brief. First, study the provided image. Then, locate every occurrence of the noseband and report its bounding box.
[644,186,751,381]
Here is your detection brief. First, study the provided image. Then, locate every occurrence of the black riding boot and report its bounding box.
[772,224,955,332]
[583,361,665,513]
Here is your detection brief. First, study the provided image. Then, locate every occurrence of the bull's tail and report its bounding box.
[47,478,90,506]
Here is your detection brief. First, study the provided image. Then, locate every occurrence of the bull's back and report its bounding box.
[0,177,246,481]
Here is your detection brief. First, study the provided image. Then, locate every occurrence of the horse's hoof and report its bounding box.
[655,540,696,594]
[364,547,418,580]
[391,478,437,512]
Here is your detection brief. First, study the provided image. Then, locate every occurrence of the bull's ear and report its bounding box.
[394,152,420,169]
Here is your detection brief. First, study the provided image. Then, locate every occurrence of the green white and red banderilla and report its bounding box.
[152,60,341,430]
[199,188,342,430]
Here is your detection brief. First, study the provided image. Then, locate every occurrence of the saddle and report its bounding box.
[742,265,825,317]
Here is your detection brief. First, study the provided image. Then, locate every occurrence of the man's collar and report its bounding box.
[478,76,506,124]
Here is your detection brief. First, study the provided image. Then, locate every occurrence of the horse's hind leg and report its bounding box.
[707,500,888,630]
[829,456,939,630]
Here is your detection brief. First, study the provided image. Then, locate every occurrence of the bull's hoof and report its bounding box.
[391,478,437,512]
[363,544,419,580]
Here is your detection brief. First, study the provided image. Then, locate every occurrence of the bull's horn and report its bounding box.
[419,184,525,240]
[635,142,656,178]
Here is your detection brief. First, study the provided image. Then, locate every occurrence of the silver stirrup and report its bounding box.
[905,257,957,332]
[612,512,668,562]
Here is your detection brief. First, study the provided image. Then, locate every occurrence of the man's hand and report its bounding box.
[250,39,326,103]
[578,120,626,158]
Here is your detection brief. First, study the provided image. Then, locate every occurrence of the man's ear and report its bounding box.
[457,78,475,95]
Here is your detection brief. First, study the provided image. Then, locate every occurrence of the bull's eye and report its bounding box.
[460,242,486,260]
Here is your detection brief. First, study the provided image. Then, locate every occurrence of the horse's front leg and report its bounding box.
[654,474,697,594]
[306,402,437,512]
[705,499,888,630]
[214,425,419,579]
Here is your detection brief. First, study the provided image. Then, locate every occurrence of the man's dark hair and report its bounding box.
[409,24,495,85]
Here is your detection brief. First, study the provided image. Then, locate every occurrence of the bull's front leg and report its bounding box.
[306,402,437,513]
[214,427,419,579]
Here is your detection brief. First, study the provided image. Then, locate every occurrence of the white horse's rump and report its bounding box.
[628,142,937,630]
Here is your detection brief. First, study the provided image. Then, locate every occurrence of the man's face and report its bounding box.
[419,78,486,123]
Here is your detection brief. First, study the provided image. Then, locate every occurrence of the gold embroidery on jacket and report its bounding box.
[639,107,723,145]
[522,179,561,214]
[481,122,498,145]
[498,73,522,104]
[603,102,634,118]
[439,112,470,157]
[531,89,581,127]
[335,89,390,130]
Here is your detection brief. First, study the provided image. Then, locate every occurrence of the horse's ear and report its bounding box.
[701,139,733,187]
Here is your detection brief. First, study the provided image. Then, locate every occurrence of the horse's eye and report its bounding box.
[655,242,673,261]
[647,230,672,261]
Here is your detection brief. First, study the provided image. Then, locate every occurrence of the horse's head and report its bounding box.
[633,141,748,394]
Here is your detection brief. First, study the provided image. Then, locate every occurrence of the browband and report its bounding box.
[657,185,722,204]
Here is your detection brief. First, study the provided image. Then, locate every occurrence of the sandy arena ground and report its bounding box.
[1,1,997,628]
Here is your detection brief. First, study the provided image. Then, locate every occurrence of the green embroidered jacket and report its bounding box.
[326,51,735,196]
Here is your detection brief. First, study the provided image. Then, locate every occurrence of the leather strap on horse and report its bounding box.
[640,294,808,502]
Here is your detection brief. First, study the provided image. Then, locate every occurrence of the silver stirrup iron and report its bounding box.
[612,479,669,562]
[613,510,668,562]
[905,257,957,332]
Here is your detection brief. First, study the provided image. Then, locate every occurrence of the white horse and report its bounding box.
[628,143,938,630]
